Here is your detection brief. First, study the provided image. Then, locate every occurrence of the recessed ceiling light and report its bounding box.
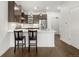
[57,6,62,10]
[57,6,62,12]
[46,7,48,10]
[34,6,37,10]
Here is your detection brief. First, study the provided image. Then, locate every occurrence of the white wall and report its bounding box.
[0,2,9,56]
[59,5,79,49]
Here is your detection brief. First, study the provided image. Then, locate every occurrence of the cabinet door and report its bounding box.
[8,1,21,23]
[39,14,47,20]
[25,15,28,23]
[8,1,15,22]
[33,15,39,24]
[42,14,47,20]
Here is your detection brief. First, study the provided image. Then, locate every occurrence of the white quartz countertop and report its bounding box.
[8,29,56,33]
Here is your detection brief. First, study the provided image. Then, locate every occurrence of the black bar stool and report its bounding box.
[28,30,37,52]
[14,30,26,53]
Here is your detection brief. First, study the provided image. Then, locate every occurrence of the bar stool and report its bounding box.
[14,30,26,53]
[28,30,37,52]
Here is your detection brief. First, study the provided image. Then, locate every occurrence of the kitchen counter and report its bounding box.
[8,29,55,47]
[8,28,55,32]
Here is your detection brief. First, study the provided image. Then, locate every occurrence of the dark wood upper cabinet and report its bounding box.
[42,14,47,20]
[8,1,15,22]
[29,14,47,24]
[25,15,28,23]
[33,15,39,24]
[39,14,47,20]
[8,1,21,22]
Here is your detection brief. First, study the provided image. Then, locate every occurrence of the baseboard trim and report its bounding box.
[60,36,79,49]
[1,47,10,56]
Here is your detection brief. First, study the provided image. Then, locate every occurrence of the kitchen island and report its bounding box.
[8,29,55,47]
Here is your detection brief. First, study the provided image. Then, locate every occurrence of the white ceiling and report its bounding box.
[15,1,79,13]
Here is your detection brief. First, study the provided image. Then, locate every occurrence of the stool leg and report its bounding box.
[24,37,26,48]
[22,40,23,52]
[28,40,30,52]
[21,40,23,56]
[14,40,16,53]
[36,40,37,52]
[18,40,19,49]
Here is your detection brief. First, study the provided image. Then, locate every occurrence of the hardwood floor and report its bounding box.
[2,34,79,57]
